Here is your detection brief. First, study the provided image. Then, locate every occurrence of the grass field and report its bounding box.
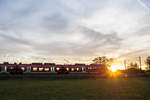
[0,77,150,100]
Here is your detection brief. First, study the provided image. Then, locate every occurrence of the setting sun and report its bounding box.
[109,66,117,72]
[109,64,125,72]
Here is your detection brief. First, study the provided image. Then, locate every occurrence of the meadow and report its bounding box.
[0,77,150,100]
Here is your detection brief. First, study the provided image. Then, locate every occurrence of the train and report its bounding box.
[0,62,108,75]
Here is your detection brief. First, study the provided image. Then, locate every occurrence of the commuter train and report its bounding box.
[0,62,108,74]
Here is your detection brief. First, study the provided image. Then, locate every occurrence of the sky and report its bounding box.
[0,0,150,64]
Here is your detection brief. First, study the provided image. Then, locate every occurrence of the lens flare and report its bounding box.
[109,64,125,72]
[109,66,118,72]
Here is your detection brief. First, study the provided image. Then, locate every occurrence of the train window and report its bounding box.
[21,67,25,71]
[88,67,91,70]
[39,67,43,71]
[10,67,14,69]
[76,68,79,71]
[56,67,60,71]
[45,68,49,71]
[33,67,37,71]
[71,68,74,71]
[66,68,69,71]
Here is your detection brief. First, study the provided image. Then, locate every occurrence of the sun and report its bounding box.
[109,66,118,72]
[109,64,125,72]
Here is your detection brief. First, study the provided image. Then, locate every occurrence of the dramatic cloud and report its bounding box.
[0,0,150,64]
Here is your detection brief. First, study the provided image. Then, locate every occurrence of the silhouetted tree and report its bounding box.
[92,56,114,67]
[134,63,138,68]
[130,62,138,68]
[145,56,150,69]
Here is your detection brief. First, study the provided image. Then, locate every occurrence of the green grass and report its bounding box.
[0,77,150,100]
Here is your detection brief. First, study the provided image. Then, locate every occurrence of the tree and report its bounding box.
[92,56,114,67]
[145,56,150,69]
[130,62,138,68]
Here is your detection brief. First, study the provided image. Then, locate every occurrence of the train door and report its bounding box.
[1,65,7,73]
[26,66,31,73]
[51,66,55,72]
[82,66,86,72]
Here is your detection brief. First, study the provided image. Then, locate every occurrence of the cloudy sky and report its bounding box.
[0,0,150,64]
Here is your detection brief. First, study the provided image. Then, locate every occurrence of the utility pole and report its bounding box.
[139,56,142,70]
[124,60,127,70]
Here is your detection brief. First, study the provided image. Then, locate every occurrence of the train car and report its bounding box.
[74,64,86,73]
[31,63,43,73]
[55,64,87,74]
[86,64,107,73]
[43,63,55,73]
[0,62,29,74]
[7,64,17,74]
[4,63,24,74]
[55,65,66,74]
[67,65,82,73]
[18,63,31,73]
[30,63,56,73]
[0,62,9,73]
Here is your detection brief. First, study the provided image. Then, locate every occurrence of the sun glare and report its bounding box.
[141,65,147,70]
[109,66,117,72]
[109,64,125,72]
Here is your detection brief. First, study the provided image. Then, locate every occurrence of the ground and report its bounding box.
[0,77,150,100]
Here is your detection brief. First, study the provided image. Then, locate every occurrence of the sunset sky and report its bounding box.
[0,0,150,64]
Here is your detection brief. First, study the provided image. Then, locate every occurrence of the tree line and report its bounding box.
[92,56,150,70]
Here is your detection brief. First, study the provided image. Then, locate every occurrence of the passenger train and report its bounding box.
[0,62,107,75]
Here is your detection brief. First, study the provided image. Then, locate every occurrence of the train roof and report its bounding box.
[32,63,42,65]
[0,62,106,67]
[75,63,86,65]
[44,63,55,65]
